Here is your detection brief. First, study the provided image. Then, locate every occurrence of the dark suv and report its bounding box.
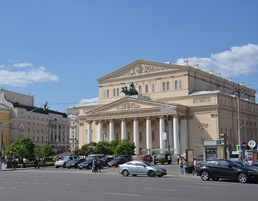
[196,159,258,183]
[154,154,171,164]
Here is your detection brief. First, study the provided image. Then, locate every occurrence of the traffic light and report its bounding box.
[220,133,228,147]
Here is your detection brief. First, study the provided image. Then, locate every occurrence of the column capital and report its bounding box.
[86,120,93,124]
[133,117,138,121]
[158,115,165,119]
[145,116,151,120]
[120,118,126,122]
[109,119,114,122]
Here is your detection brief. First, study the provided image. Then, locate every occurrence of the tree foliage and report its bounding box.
[41,144,56,158]
[4,137,35,158]
[73,140,135,157]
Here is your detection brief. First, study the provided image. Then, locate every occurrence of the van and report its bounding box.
[86,154,105,161]
[229,151,240,161]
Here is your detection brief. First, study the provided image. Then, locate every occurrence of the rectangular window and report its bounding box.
[139,132,142,141]
[152,84,155,92]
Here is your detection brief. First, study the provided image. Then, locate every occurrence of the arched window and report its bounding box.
[167,82,170,90]
[145,84,148,93]
[103,90,106,98]
[107,89,109,97]
[175,80,178,89]
[152,84,155,92]
[127,132,130,141]
[179,80,182,89]
[117,88,119,96]
[113,89,116,97]
[139,85,142,93]
[163,82,166,91]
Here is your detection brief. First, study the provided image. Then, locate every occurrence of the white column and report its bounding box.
[146,117,152,153]
[159,117,165,152]
[133,118,139,155]
[173,116,180,155]
[181,119,188,156]
[121,119,126,140]
[106,124,109,141]
[87,121,92,143]
[97,121,103,142]
[109,120,114,141]
[168,119,173,151]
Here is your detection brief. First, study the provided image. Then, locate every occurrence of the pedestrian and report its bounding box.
[34,158,40,169]
[167,155,171,164]
[23,157,26,168]
[177,154,180,165]
[184,160,188,175]
[152,154,156,164]
[92,157,97,173]
[97,158,101,172]
[192,158,197,176]
[179,159,184,174]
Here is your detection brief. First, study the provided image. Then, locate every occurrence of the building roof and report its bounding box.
[12,103,67,118]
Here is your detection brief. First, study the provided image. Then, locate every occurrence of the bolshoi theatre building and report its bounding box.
[77,60,258,159]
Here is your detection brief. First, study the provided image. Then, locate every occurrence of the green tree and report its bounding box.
[4,137,35,158]
[41,144,56,158]
[96,141,113,155]
[114,139,135,156]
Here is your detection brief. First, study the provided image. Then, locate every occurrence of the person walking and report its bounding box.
[179,159,184,174]
[34,158,38,169]
[23,157,26,168]
[177,154,180,165]
[192,159,197,176]
[184,160,188,175]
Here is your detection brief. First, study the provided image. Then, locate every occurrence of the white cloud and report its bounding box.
[77,97,99,107]
[176,44,258,78]
[13,62,33,68]
[0,64,4,68]
[0,67,58,87]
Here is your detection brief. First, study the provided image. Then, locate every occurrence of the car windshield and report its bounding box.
[143,161,154,166]
[230,161,244,168]
[156,154,165,158]
[61,156,70,160]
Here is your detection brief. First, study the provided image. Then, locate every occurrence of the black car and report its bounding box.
[100,157,114,166]
[196,159,258,183]
[117,155,132,162]
[66,158,86,169]
[107,157,127,167]
[154,154,171,164]
[78,159,104,170]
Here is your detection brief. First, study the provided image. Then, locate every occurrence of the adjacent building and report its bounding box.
[77,60,258,158]
[0,89,70,154]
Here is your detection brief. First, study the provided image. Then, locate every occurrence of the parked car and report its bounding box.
[107,157,127,167]
[78,159,94,170]
[117,155,133,162]
[154,154,171,164]
[54,156,78,168]
[100,157,114,166]
[66,158,86,169]
[86,154,105,161]
[134,154,152,163]
[196,159,258,183]
[119,161,167,177]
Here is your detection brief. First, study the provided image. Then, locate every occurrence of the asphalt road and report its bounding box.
[0,164,257,201]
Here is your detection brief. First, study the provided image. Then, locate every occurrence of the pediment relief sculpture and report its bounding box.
[115,64,171,78]
[116,102,141,110]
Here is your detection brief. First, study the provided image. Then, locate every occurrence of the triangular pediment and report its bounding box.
[98,60,187,83]
[85,97,178,120]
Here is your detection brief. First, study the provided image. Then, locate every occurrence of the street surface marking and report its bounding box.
[103,192,140,196]
[178,185,210,189]
[142,188,177,192]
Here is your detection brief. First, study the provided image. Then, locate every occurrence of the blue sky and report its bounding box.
[1,0,258,112]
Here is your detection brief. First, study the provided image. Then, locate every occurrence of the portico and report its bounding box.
[83,96,188,155]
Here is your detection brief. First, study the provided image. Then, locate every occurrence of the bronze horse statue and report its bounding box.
[121,82,138,96]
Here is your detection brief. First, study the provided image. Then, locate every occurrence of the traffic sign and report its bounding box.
[248,140,256,148]
[236,144,242,152]
[241,141,247,150]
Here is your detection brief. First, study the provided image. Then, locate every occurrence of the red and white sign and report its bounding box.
[241,141,247,150]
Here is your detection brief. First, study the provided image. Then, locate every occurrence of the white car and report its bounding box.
[55,156,78,168]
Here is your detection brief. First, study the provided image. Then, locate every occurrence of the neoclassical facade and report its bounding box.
[78,60,258,157]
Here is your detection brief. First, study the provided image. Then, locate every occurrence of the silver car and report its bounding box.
[118,161,167,177]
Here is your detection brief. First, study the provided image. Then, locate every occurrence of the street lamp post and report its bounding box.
[160,101,174,155]
[232,84,245,161]
[0,101,48,170]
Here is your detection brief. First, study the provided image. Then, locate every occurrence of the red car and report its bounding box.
[134,154,152,163]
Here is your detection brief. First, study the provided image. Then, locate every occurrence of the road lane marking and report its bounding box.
[177,185,210,189]
[142,188,177,192]
[103,192,140,197]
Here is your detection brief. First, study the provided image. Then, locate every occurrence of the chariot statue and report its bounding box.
[121,82,138,96]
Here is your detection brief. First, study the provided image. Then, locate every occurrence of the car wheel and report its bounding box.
[55,166,59,169]
[158,175,163,177]
[212,178,219,181]
[200,171,210,181]
[148,170,155,177]
[238,173,248,183]
[67,167,70,169]
[132,174,137,177]
[88,165,92,169]
[79,168,82,170]
[122,170,129,177]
